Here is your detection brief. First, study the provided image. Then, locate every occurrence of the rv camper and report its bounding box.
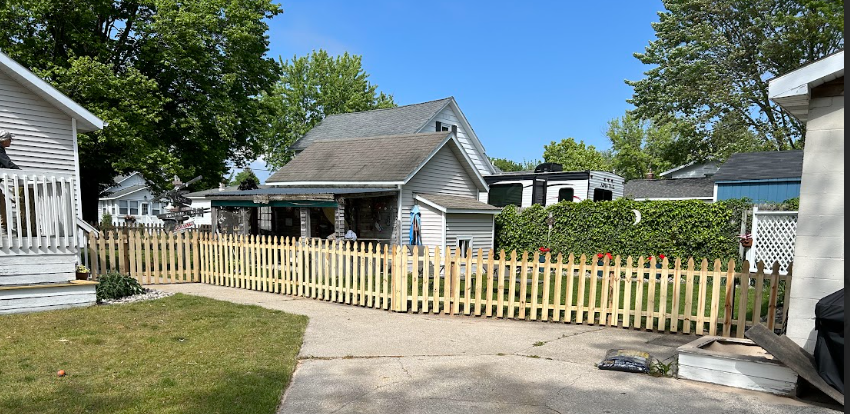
[484,163,624,208]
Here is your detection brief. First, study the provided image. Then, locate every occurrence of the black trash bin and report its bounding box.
[814,288,844,394]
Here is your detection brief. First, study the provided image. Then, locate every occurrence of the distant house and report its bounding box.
[184,184,238,226]
[1,50,104,313]
[205,98,500,257]
[98,172,167,226]
[659,161,720,179]
[623,177,714,202]
[712,151,804,203]
[769,49,843,352]
[485,164,624,208]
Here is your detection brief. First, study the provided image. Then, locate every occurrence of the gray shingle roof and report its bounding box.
[417,193,501,212]
[289,98,452,151]
[623,178,715,200]
[100,184,148,200]
[184,186,240,198]
[713,151,804,181]
[267,132,451,184]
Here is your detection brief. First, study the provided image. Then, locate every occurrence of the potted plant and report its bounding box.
[738,233,753,247]
[538,247,551,263]
[75,264,90,281]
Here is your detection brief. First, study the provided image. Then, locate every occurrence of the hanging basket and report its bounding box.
[740,238,753,247]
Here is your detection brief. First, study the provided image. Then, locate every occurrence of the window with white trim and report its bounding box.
[456,236,473,258]
[118,200,128,215]
[129,201,139,215]
[152,203,161,215]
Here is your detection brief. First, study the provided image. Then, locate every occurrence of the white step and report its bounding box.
[0,281,97,314]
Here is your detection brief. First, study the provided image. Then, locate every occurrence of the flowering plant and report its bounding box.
[737,233,752,240]
[538,247,551,253]
[596,252,612,261]
[76,264,89,273]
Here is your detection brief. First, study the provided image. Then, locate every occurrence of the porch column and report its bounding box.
[299,208,310,238]
[334,197,346,239]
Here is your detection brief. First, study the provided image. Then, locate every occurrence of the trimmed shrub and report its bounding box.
[96,272,144,302]
[494,198,752,262]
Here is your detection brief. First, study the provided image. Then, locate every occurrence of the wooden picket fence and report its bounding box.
[88,230,793,338]
[86,229,200,284]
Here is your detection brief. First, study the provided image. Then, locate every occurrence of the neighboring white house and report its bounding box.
[659,161,719,179]
[98,172,167,226]
[184,183,237,226]
[768,50,844,352]
[0,49,103,313]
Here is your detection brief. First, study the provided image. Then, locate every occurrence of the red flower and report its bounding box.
[597,253,603,259]
[539,247,550,253]
[658,254,666,260]
[605,252,612,260]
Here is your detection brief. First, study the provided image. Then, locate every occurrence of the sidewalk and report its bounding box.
[150,283,836,414]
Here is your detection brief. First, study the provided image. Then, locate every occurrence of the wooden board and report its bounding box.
[745,324,845,405]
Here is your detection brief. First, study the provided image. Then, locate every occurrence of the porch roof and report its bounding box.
[415,193,502,214]
[208,187,396,208]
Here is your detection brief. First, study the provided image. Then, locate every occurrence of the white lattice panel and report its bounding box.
[747,207,797,274]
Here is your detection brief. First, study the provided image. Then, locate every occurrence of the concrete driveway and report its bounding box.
[150,284,837,414]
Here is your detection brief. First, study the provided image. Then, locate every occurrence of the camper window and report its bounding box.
[489,183,523,207]
[558,188,575,202]
[593,188,613,201]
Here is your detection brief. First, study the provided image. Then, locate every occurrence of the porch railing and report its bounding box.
[0,170,78,254]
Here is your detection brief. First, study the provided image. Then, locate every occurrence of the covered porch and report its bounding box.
[208,187,401,246]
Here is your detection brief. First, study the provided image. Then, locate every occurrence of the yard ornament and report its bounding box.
[631,209,642,225]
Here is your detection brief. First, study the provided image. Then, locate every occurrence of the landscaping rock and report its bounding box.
[99,288,174,305]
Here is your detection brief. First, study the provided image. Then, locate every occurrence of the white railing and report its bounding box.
[0,170,78,254]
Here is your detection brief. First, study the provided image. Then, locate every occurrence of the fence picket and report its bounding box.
[589,256,599,325]
[475,250,485,316]
[622,257,633,328]
[670,258,682,333]
[658,258,669,331]
[507,251,518,319]
[683,258,695,334]
[530,251,540,321]
[647,257,657,331]
[752,262,765,329]
[518,252,529,320]
[552,254,564,323]
[695,259,709,335]
[634,256,645,330]
[576,254,587,324]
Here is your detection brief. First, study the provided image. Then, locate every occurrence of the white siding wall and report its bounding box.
[446,213,494,257]
[419,105,491,177]
[401,145,479,247]
[0,70,82,217]
[417,202,443,249]
[786,94,844,352]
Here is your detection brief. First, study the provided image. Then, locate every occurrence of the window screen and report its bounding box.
[488,183,523,207]
[558,188,574,202]
[119,200,128,215]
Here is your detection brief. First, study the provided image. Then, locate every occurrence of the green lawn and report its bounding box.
[0,294,307,414]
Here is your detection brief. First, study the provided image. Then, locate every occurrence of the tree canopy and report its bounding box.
[0,0,283,220]
[229,168,260,188]
[627,0,844,160]
[606,113,682,180]
[260,50,396,169]
[490,157,541,172]
[542,138,611,171]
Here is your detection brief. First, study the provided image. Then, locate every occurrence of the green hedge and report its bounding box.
[494,198,752,262]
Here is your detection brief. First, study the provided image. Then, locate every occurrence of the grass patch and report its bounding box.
[0,294,307,414]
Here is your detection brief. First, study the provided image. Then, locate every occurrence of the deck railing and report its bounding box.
[0,170,78,254]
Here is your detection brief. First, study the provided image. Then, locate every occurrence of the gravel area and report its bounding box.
[99,289,175,305]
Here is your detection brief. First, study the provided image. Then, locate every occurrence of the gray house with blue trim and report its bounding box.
[713,151,804,203]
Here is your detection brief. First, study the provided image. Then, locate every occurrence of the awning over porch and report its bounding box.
[208,187,396,208]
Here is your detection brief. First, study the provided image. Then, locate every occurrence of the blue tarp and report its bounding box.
[409,205,422,245]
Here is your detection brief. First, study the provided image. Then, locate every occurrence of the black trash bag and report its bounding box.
[597,349,652,374]
[814,288,844,394]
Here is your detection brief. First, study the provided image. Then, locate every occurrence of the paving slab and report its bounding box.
[150,284,838,414]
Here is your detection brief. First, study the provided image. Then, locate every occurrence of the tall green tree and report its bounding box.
[260,50,396,169]
[229,168,260,187]
[490,157,541,172]
[627,0,844,158]
[606,113,685,180]
[0,0,282,221]
[542,138,611,171]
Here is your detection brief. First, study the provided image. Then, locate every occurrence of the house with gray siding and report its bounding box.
[768,50,843,353]
[0,50,103,313]
[207,131,499,258]
[98,172,168,226]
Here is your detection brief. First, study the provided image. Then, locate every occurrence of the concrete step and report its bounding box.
[0,281,98,314]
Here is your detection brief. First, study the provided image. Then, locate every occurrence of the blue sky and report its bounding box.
[243,0,665,182]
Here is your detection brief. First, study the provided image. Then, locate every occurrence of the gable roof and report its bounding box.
[713,151,804,182]
[415,193,501,214]
[99,184,149,200]
[769,50,844,122]
[289,98,452,151]
[0,50,104,132]
[269,132,452,184]
[624,177,715,200]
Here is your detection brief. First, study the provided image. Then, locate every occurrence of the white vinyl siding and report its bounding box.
[400,145,479,246]
[417,202,443,249]
[0,70,76,174]
[420,105,491,177]
[446,213,494,257]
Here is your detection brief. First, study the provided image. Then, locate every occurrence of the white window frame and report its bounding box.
[129,200,139,215]
[456,236,473,258]
[118,200,128,215]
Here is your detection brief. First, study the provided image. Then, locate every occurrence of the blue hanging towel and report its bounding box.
[409,205,422,245]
